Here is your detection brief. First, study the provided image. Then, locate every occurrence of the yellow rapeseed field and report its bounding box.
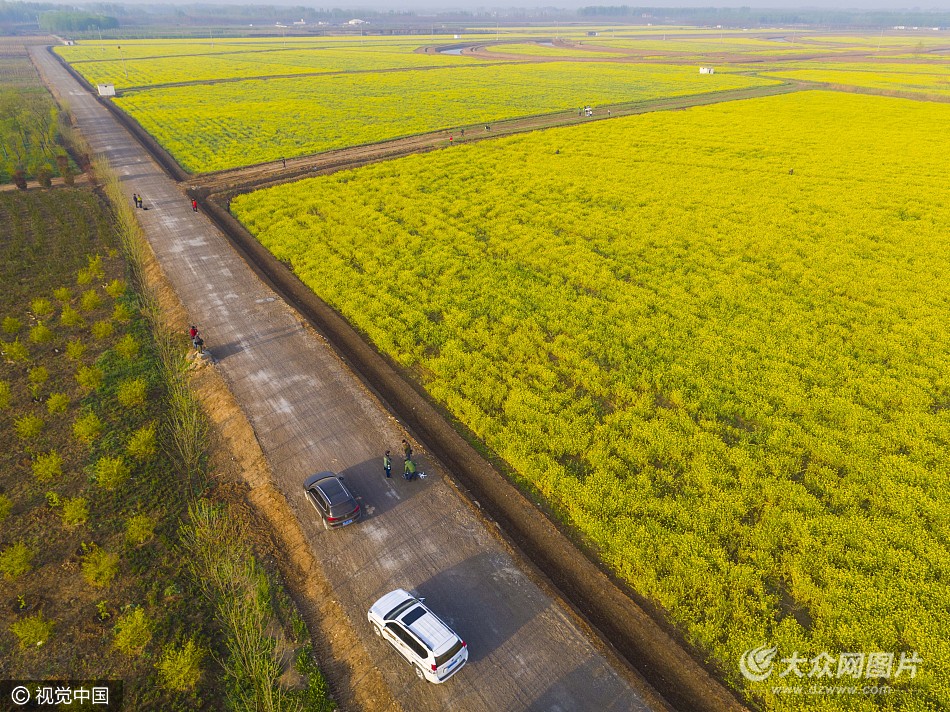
[762,67,950,98]
[234,90,950,710]
[57,42,474,89]
[112,62,777,172]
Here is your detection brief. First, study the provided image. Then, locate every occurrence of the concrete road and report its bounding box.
[32,46,661,712]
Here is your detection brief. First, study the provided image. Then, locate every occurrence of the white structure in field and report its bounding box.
[699,66,715,74]
[97,84,116,96]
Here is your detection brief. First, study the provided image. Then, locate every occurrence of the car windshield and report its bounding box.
[435,639,465,667]
[384,599,417,621]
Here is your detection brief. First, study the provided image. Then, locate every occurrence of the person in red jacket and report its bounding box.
[189,325,204,354]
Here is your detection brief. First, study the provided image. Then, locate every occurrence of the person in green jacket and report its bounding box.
[404,458,417,481]
[383,451,392,479]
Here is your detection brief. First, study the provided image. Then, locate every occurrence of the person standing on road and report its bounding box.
[402,439,412,462]
[383,451,392,479]
[404,458,417,481]
[192,198,198,212]
[189,325,204,354]
[133,193,139,208]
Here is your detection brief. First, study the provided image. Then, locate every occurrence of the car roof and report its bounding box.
[311,475,352,505]
[304,472,353,505]
[371,589,413,620]
[401,605,456,653]
[370,590,460,655]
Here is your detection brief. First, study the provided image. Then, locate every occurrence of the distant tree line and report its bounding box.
[3,1,415,31]
[577,6,950,27]
[0,0,57,23]
[38,10,118,31]
[0,0,572,30]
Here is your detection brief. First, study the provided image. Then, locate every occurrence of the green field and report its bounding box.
[110,62,778,172]
[0,189,214,706]
[0,51,69,183]
[233,90,950,710]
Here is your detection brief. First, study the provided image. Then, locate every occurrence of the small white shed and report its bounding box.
[699,66,715,75]
[97,84,116,97]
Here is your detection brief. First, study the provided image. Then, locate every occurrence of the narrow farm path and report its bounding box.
[31,45,674,712]
[195,80,803,195]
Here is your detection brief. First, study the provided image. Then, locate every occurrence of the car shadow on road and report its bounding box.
[339,456,432,521]
[413,550,547,664]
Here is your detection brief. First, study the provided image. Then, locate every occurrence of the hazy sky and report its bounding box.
[86,0,950,9]
[280,1,950,9]
[295,1,949,13]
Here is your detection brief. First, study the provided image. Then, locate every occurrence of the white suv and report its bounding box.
[368,589,468,683]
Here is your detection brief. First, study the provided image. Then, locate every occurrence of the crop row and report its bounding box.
[0,55,71,183]
[0,202,208,703]
[233,90,950,710]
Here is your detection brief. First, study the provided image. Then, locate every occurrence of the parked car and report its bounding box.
[303,472,360,529]
[368,588,468,683]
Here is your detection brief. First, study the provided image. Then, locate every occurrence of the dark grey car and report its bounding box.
[304,472,361,529]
